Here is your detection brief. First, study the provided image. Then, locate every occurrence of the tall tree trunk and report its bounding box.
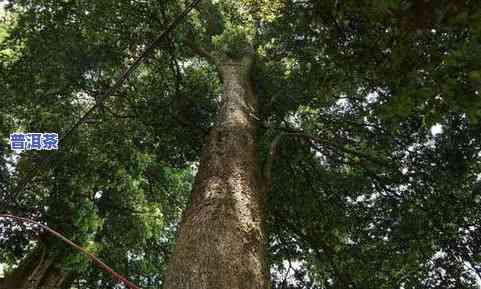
[164,55,269,289]
[0,244,72,289]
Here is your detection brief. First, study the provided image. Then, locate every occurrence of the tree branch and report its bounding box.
[262,126,396,194]
[263,133,282,189]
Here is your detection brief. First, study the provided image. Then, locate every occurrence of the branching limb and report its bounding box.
[262,126,398,195]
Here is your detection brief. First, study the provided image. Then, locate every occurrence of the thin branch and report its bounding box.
[271,125,393,168]
[263,133,288,190]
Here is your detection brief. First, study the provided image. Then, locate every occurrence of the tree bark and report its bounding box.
[0,244,72,289]
[164,55,269,289]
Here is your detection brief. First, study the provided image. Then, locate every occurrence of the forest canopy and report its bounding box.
[0,1,480,289]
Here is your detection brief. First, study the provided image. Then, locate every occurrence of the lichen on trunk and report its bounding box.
[164,55,269,289]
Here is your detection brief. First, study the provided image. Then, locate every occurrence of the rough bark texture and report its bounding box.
[0,244,72,289]
[164,55,269,289]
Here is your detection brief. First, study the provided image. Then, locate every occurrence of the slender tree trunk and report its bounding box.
[0,244,72,289]
[164,55,269,289]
